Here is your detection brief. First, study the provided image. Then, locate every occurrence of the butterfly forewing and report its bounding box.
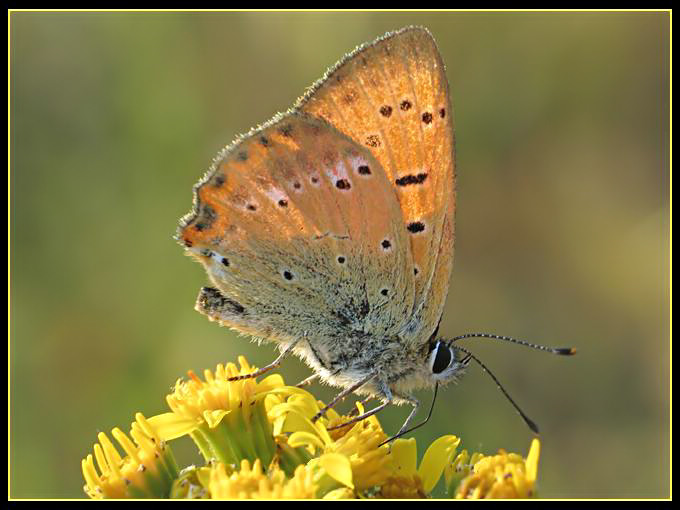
[297,26,455,345]
[178,113,416,346]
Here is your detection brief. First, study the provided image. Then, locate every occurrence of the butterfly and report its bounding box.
[177,26,573,441]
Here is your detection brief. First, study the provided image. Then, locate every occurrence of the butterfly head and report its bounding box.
[425,338,470,385]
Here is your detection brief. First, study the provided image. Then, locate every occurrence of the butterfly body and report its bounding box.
[304,337,468,402]
[179,27,460,420]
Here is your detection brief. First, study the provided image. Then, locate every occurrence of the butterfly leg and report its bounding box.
[311,372,376,423]
[324,380,394,431]
[348,395,374,417]
[226,339,300,381]
[380,384,442,446]
[295,373,319,388]
[326,399,392,431]
[298,367,345,389]
[392,394,419,438]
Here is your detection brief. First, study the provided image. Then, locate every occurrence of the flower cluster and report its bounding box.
[81,356,542,499]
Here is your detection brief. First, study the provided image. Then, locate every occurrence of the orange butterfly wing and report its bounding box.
[177,113,416,346]
[297,26,456,345]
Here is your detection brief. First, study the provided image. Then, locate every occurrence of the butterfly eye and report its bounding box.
[431,342,452,375]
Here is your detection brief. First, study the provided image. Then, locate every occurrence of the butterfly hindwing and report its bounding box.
[178,113,416,347]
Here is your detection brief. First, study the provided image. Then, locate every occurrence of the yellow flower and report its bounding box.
[208,458,354,499]
[443,448,485,496]
[81,413,179,499]
[148,357,292,467]
[169,465,212,499]
[305,452,355,496]
[453,438,541,499]
[378,435,461,498]
[80,356,547,499]
[278,397,392,492]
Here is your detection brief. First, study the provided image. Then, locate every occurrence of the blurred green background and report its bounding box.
[10,11,670,498]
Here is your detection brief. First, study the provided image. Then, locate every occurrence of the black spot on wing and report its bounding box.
[194,204,217,231]
[336,179,351,190]
[396,173,428,187]
[213,174,225,187]
[365,135,381,148]
[279,124,294,137]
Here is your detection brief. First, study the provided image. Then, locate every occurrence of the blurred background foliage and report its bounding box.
[10,11,669,498]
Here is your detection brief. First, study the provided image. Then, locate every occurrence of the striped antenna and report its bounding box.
[450,333,576,356]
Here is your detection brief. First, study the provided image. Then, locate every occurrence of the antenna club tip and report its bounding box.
[527,418,540,435]
[556,347,577,355]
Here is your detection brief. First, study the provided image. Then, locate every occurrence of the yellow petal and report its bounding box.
[196,466,212,489]
[256,373,285,390]
[270,405,317,434]
[268,396,318,421]
[203,409,230,429]
[323,487,356,499]
[525,438,540,484]
[288,431,326,451]
[390,438,418,475]
[146,412,199,440]
[271,415,287,436]
[418,435,460,494]
[267,386,318,406]
[319,453,354,489]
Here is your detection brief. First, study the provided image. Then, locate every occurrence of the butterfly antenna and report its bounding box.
[450,333,576,356]
[454,345,540,434]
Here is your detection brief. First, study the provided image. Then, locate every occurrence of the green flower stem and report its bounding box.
[190,428,224,464]
[153,446,180,496]
[192,424,239,465]
[250,401,276,466]
[163,445,181,479]
[225,409,257,461]
[143,463,170,498]
[126,484,153,499]
[277,442,315,477]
